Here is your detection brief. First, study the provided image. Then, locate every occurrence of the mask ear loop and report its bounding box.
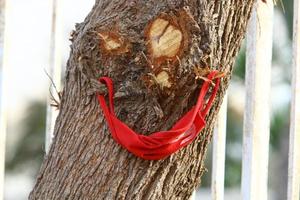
[192,71,217,116]
[97,77,121,143]
[200,75,221,117]
[174,70,220,148]
[97,77,115,115]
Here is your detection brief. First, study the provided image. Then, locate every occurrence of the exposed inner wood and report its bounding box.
[98,32,130,54]
[148,18,183,58]
[155,71,172,88]
[99,32,122,50]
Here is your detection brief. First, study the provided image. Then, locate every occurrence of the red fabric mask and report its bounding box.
[97,71,220,160]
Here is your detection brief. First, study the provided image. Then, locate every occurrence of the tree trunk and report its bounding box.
[30,0,254,199]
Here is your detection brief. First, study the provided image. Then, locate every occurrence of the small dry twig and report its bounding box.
[44,69,62,110]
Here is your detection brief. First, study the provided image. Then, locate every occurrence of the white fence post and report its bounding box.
[241,1,273,200]
[287,0,300,199]
[0,0,8,199]
[211,94,228,200]
[45,0,63,153]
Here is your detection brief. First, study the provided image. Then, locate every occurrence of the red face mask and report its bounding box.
[97,71,220,160]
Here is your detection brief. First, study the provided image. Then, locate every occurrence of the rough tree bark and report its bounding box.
[30,0,255,199]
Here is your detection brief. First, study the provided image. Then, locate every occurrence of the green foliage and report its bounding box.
[223,106,243,187]
[282,0,293,38]
[270,106,290,149]
[6,101,46,173]
[233,47,246,81]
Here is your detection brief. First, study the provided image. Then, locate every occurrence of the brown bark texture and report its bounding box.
[30,0,255,199]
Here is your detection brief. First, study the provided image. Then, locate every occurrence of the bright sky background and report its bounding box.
[4,0,94,116]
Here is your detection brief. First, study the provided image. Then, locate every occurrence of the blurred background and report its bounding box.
[0,0,294,199]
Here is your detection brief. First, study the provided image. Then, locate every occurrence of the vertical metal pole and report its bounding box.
[0,0,7,199]
[287,0,300,199]
[241,1,273,200]
[190,190,196,200]
[211,94,228,200]
[45,0,63,153]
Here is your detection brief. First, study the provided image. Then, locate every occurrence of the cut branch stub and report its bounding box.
[155,71,172,88]
[148,18,183,58]
[144,11,193,91]
[98,31,131,55]
[145,13,188,66]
